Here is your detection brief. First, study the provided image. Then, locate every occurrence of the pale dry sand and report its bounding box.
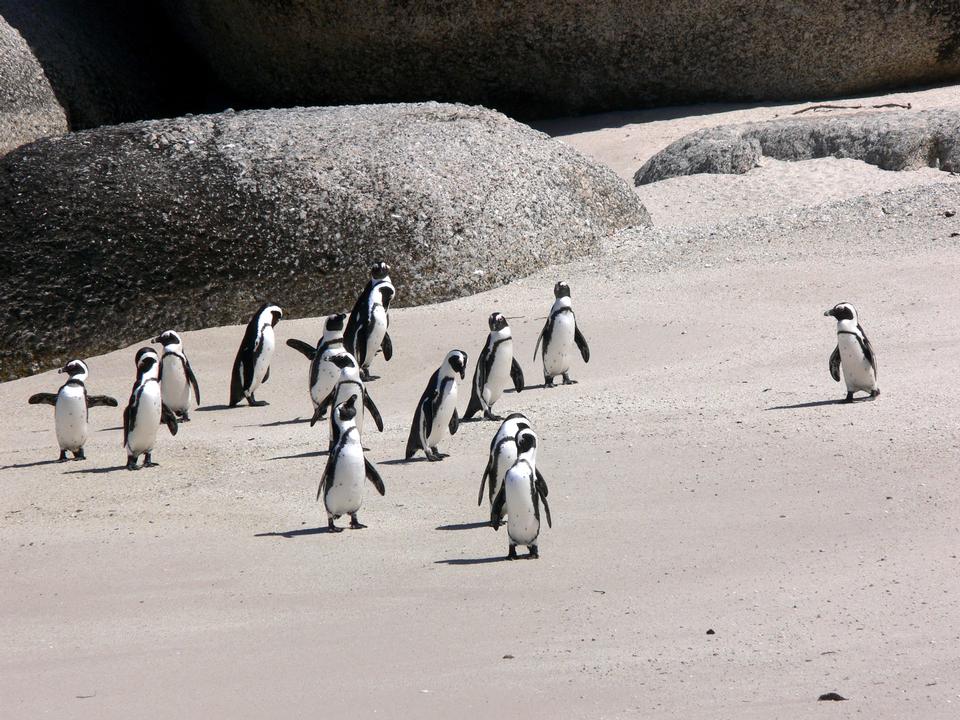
[4,85,960,719]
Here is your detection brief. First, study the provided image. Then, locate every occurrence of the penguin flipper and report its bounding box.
[364,457,386,496]
[382,332,393,361]
[364,391,385,432]
[262,366,271,384]
[464,388,482,420]
[510,358,525,393]
[857,326,878,377]
[285,338,317,360]
[184,358,201,405]
[229,350,245,406]
[535,471,552,528]
[533,325,545,362]
[28,393,58,406]
[478,456,493,506]
[449,408,460,436]
[317,450,337,501]
[490,486,506,528]
[829,345,841,382]
[535,468,548,497]
[574,325,590,363]
[161,403,179,436]
[86,394,119,408]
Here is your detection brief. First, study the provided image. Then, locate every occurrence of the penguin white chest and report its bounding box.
[251,326,275,391]
[492,440,518,502]
[426,384,458,445]
[505,467,540,545]
[325,441,366,516]
[484,342,513,404]
[363,305,388,366]
[543,312,576,376]
[55,386,88,451]
[161,355,190,412]
[127,382,162,455]
[838,333,877,392]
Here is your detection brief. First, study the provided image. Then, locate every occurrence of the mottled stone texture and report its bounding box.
[0,15,67,155]
[162,0,960,118]
[635,109,960,184]
[0,103,649,380]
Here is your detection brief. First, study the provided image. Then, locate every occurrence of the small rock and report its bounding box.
[945,210,956,217]
[818,692,847,701]
[706,628,715,635]
[502,654,515,659]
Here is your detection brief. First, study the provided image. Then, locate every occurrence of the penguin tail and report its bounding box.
[463,391,481,420]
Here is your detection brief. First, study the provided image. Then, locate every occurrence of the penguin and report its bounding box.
[317,395,386,532]
[824,302,880,402]
[344,261,395,381]
[464,312,524,421]
[323,353,384,448]
[153,330,200,421]
[124,349,179,470]
[28,359,118,461]
[534,281,590,387]
[491,428,552,559]
[286,312,349,421]
[477,413,546,525]
[405,350,468,461]
[229,303,283,407]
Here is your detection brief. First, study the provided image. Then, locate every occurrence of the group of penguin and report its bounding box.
[26,257,881,560]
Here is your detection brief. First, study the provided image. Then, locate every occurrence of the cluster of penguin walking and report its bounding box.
[26,259,881,560]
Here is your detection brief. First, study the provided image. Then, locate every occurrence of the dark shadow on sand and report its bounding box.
[1,458,66,470]
[98,426,124,432]
[436,521,492,531]
[435,556,510,565]
[196,404,233,412]
[63,465,131,474]
[255,527,339,538]
[268,450,328,461]
[246,417,309,428]
[767,397,876,410]
[380,456,430,465]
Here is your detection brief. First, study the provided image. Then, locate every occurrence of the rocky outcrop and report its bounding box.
[0,15,67,155]
[0,103,649,380]
[161,1,960,118]
[635,110,960,185]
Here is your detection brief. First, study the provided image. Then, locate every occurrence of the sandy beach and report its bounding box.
[3,84,960,718]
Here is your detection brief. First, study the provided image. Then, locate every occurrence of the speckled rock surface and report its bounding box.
[635,109,960,185]
[0,103,649,380]
[162,1,960,118]
[0,14,66,156]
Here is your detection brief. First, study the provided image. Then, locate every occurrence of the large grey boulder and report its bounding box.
[161,1,960,118]
[0,15,67,156]
[0,103,649,380]
[635,109,960,185]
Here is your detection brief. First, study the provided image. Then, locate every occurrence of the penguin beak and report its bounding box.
[58,367,65,374]
[152,336,162,343]
[824,309,834,317]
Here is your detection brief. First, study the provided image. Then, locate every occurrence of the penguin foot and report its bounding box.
[844,392,855,403]
[562,374,577,385]
[127,464,141,471]
[126,455,138,470]
[507,544,518,560]
[179,412,191,422]
[143,453,158,468]
[73,449,86,461]
[544,377,555,388]
[870,388,881,399]
[483,411,503,421]
[327,521,344,533]
[528,546,539,559]
[58,450,69,463]
[426,453,442,462]
[247,398,269,407]
[349,515,366,529]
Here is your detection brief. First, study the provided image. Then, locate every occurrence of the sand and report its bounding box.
[4,84,960,718]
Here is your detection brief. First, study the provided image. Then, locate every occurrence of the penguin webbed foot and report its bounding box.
[507,544,518,560]
[143,453,158,468]
[58,450,69,463]
[178,412,191,422]
[247,394,268,407]
[73,449,86,461]
[528,545,539,559]
[543,376,555,388]
[844,392,855,403]
[349,514,366,529]
[562,373,577,386]
[327,519,344,533]
[483,411,503,421]
[870,388,881,399]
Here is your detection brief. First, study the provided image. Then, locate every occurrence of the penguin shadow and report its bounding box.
[63,465,130,475]
[254,526,341,538]
[268,449,329,461]
[245,417,309,428]
[767,397,875,410]
[1,458,66,470]
[435,521,492,531]
[195,404,238,412]
[98,426,124,432]
[379,456,431,465]
[434,556,511,565]
[504,383,549,393]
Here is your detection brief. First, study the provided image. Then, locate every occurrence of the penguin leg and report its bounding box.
[359,367,371,382]
[430,447,449,460]
[179,411,191,422]
[126,454,140,471]
[562,373,577,385]
[844,391,855,403]
[143,452,159,468]
[349,514,366,529]
[73,448,86,461]
[327,517,344,533]
[544,375,555,388]
[247,393,268,407]
[507,544,518,560]
[870,388,881,399]
[528,545,539,559]
[58,450,69,463]
[483,409,503,421]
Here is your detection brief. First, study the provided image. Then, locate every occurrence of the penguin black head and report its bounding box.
[446,350,468,379]
[488,312,508,331]
[326,313,347,332]
[370,261,390,280]
[135,347,157,368]
[824,303,856,321]
[270,308,283,327]
[554,281,571,299]
[517,428,538,454]
[59,359,89,379]
[152,330,182,347]
[137,353,159,373]
[336,394,358,422]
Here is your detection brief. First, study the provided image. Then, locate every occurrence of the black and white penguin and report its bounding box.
[286,312,349,421]
[344,261,395,381]
[404,350,468,461]
[153,330,200,421]
[464,312,524,421]
[28,359,118,461]
[229,303,283,407]
[323,354,384,448]
[825,302,880,402]
[477,412,542,524]
[534,281,590,387]
[124,349,179,470]
[491,428,552,559]
[317,395,386,532]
